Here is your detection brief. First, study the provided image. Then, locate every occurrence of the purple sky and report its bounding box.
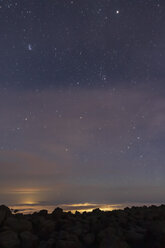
[0,0,165,210]
[1,86,165,207]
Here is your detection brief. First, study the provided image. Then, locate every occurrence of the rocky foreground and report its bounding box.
[0,205,165,248]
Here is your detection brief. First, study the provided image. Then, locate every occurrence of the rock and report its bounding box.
[1,204,165,248]
[83,232,95,245]
[144,221,165,247]
[5,216,32,233]
[100,239,130,248]
[98,226,116,240]
[75,211,81,216]
[92,208,102,214]
[38,210,48,216]
[71,222,83,236]
[20,231,38,248]
[13,210,19,214]
[98,226,128,248]
[66,233,80,243]
[0,230,20,248]
[125,230,144,246]
[56,239,82,248]
[39,220,55,238]
[0,205,11,226]
[52,208,63,219]
[58,230,70,240]
[39,239,55,248]
[31,215,46,227]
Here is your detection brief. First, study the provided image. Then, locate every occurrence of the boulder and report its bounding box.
[38,210,48,216]
[58,230,70,240]
[56,239,82,248]
[39,220,55,238]
[71,226,82,236]
[125,230,144,246]
[20,231,38,248]
[5,216,32,233]
[92,208,102,214]
[0,205,11,226]
[39,239,55,248]
[52,208,63,219]
[82,232,95,245]
[0,230,20,248]
[144,221,165,247]
[100,239,130,248]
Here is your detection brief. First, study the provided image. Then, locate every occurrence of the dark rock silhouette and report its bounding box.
[0,204,165,247]
[0,205,11,226]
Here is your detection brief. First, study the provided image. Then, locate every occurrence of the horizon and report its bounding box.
[8,202,164,215]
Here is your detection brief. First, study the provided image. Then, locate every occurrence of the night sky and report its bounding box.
[0,0,165,211]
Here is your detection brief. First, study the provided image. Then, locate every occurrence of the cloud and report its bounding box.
[0,86,165,205]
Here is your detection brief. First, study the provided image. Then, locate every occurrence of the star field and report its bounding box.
[0,0,165,209]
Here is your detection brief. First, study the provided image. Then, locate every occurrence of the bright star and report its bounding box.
[28,44,32,51]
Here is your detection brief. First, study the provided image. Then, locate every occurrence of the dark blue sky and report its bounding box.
[0,0,165,210]
[1,0,165,88]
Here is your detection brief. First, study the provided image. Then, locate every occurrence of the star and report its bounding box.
[28,44,32,51]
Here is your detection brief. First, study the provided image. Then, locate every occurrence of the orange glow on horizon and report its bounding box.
[9,202,123,214]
